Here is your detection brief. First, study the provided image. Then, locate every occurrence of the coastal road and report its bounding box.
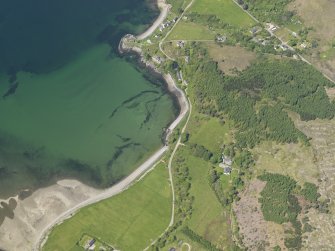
[167,91,192,228]
[144,80,192,251]
[34,73,189,251]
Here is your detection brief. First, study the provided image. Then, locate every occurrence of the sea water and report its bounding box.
[0,0,177,199]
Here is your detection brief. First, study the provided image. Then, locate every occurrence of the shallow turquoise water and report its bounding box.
[0,0,177,199]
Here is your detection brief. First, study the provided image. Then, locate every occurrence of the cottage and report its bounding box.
[222,156,232,165]
[224,167,232,175]
[280,44,289,51]
[267,23,278,32]
[88,239,95,247]
[300,42,307,49]
[216,35,227,43]
[176,40,185,48]
[152,56,163,64]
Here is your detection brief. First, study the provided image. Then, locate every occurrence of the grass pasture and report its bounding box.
[183,149,234,248]
[207,44,257,75]
[166,20,215,41]
[173,111,235,248]
[189,0,256,27]
[188,113,233,152]
[43,163,171,251]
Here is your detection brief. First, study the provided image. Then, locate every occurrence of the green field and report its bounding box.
[43,163,171,251]
[189,0,256,27]
[172,113,234,248]
[186,153,227,243]
[188,114,233,152]
[167,21,215,40]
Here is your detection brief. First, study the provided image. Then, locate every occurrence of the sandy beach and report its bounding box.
[0,180,101,251]
[0,1,183,250]
[136,0,170,40]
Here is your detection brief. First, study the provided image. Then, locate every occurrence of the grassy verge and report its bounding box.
[43,162,171,251]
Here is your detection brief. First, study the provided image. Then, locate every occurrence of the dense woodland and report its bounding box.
[258,173,302,250]
[257,173,326,250]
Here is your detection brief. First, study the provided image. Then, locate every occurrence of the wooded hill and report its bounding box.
[181,44,335,148]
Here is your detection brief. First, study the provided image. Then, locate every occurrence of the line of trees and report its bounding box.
[182,227,222,251]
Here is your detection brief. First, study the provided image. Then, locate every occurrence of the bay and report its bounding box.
[0,0,177,199]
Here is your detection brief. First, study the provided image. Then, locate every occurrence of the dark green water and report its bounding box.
[0,0,177,200]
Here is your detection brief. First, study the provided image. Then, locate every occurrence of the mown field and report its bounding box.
[166,0,255,41]
[166,20,215,41]
[189,0,255,27]
[43,163,171,251]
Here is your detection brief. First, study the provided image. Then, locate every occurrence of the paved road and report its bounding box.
[167,91,192,228]
[144,84,192,251]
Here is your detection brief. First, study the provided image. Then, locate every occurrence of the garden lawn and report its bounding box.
[43,163,171,251]
[189,0,256,27]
